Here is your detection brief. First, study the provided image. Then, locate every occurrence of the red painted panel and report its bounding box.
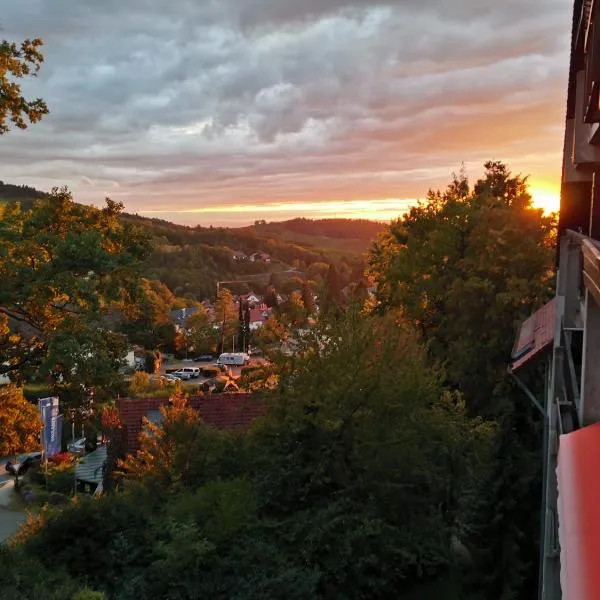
[557,422,600,600]
[511,298,556,371]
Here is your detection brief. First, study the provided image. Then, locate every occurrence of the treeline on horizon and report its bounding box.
[0,182,375,300]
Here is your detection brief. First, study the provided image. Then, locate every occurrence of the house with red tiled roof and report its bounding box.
[249,305,270,330]
[118,394,265,454]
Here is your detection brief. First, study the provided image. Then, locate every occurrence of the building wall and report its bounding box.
[118,393,265,453]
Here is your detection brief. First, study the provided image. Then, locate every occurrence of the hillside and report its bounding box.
[0,181,48,207]
[0,183,379,299]
[246,218,385,254]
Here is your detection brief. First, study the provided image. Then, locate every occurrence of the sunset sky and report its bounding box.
[1,0,571,226]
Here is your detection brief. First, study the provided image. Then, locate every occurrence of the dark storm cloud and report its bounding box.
[0,0,572,220]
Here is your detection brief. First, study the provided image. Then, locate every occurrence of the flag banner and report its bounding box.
[38,397,62,457]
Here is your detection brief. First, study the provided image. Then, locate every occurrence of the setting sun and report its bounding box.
[529,183,560,214]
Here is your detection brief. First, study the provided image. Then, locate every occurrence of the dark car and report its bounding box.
[5,452,43,477]
[194,355,214,362]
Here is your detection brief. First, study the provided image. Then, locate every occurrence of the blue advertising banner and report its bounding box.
[38,397,62,457]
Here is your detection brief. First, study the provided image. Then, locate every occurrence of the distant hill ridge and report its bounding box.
[0,181,382,299]
[0,182,385,246]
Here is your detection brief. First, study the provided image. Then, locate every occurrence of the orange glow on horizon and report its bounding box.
[139,181,561,226]
[529,183,560,215]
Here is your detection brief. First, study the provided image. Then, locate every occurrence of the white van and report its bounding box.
[181,366,200,378]
[217,353,249,366]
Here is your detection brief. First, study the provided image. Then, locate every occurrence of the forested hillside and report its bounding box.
[246,217,385,254]
[0,183,374,299]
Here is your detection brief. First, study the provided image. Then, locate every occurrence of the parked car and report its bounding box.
[194,355,214,362]
[181,366,200,378]
[160,374,179,383]
[172,370,192,380]
[5,452,42,477]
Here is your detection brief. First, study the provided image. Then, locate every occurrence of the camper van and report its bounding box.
[217,352,249,366]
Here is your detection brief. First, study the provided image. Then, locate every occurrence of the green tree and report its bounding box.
[0,384,42,457]
[214,288,237,354]
[369,162,554,415]
[250,309,490,596]
[368,162,553,599]
[0,37,48,134]
[185,307,215,355]
[263,286,279,309]
[0,188,151,390]
[282,276,303,295]
[306,261,330,282]
[280,291,305,326]
[463,400,541,599]
[301,281,316,315]
[120,279,176,350]
[321,263,342,314]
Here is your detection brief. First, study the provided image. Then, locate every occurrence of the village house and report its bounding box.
[240,291,262,306]
[248,304,271,330]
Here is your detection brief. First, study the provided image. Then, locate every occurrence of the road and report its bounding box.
[0,471,26,543]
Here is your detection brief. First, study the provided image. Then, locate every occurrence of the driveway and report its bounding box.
[0,478,26,543]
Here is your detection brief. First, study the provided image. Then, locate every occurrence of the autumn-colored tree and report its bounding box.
[118,392,229,492]
[129,371,150,395]
[0,38,48,134]
[253,316,289,359]
[0,188,151,389]
[0,385,42,457]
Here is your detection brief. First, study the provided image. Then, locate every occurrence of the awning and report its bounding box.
[511,298,556,371]
[556,422,600,600]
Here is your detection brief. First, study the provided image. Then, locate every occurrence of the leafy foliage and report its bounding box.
[0,37,48,134]
[4,310,488,599]
[368,162,553,598]
[0,188,151,395]
[0,384,42,456]
[369,162,554,415]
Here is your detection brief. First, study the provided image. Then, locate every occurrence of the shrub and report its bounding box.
[49,452,74,466]
[129,371,150,395]
[28,462,75,495]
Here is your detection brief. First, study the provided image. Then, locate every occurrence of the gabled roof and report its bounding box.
[510,299,556,371]
[249,308,269,323]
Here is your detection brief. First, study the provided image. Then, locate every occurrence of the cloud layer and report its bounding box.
[1,0,571,224]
